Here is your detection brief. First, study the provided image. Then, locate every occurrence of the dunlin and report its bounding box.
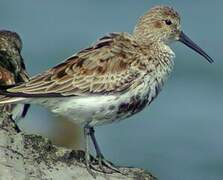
[0,6,213,174]
[0,30,29,123]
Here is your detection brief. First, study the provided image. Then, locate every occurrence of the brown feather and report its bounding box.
[8,33,152,96]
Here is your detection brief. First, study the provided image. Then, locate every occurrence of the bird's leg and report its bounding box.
[84,124,96,178]
[3,105,21,133]
[89,126,122,174]
[9,115,21,133]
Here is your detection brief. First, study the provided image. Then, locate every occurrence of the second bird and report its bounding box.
[0,30,29,122]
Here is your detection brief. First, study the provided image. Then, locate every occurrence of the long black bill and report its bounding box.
[179,31,214,63]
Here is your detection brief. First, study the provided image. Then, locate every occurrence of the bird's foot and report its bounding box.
[85,154,97,178]
[84,155,125,177]
[92,155,125,175]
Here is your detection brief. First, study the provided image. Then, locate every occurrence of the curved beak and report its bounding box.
[179,31,214,63]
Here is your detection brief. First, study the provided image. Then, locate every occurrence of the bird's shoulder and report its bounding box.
[58,32,144,75]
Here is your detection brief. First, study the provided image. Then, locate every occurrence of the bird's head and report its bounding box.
[133,5,213,63]
[0,30,23,53]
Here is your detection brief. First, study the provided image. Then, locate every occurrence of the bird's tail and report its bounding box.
[0,85,30,122]
[0,95,26,104]
[0,84,28,104]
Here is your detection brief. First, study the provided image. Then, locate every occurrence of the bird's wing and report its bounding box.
[8,33,147,97]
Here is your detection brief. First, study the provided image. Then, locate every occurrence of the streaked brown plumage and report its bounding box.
[10,33,146,95]
[0,30,29,121]
[0,30,29,83]
[0,66,15,85]
[0,6,213,175]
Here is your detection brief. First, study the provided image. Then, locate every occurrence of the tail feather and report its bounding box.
[0,86,27,104]
[0,95,27,104]
[0,88,30,122]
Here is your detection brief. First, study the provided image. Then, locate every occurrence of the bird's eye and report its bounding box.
[165,19,172,25]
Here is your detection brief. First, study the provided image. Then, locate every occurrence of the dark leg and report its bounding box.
[83,124,96,178]
[21,104,30,118]
[88,126,122,174]
[88,127,103,158]
[3,105,21,133]
[9,115,21,133]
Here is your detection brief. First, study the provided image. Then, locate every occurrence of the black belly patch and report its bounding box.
[117,95,148,116]
[116,83,161,118]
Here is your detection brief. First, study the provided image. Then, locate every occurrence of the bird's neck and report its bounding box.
[146,42,175,81]
[152,42,175,64]
[153,42,175,84]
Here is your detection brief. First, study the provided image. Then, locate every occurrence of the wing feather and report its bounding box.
[8,33,145,96]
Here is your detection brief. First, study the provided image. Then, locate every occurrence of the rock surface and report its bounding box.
[0,111,157,180]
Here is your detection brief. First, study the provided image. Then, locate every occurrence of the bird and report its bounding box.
[0,6,213,174]
[0,30,30,127]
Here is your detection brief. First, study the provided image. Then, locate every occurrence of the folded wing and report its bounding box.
[8,33,145,97]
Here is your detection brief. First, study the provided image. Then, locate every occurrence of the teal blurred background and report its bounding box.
[0,1,222,180]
